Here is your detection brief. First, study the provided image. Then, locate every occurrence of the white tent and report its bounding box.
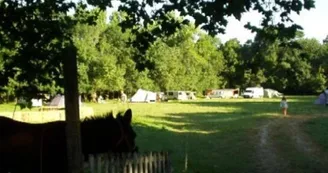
[48,94,82,107]
[264,89,283,98]
[130,89,156,103]
[49,95,65,107]
[314,93,326,105]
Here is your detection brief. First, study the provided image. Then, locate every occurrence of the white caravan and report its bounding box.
[206,89,239,99]
[163,91,188,101]
[242,87,264,98]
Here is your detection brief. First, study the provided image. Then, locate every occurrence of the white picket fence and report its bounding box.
[84,152,172,173]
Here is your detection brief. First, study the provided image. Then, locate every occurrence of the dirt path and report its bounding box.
[256,119,288,173]
[255,115,328,173]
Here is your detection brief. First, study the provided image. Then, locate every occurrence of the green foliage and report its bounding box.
[119,0,315,37]
[0,0,324,101]
[0,0,76,101]
[16,99,33,110]
[145,24,225,93]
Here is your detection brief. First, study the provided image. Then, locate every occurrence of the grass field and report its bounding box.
[1,96,328,173]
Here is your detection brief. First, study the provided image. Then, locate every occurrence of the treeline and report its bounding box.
[1,10,328,101]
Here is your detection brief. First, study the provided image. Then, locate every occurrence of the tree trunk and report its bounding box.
[63,45,83,173]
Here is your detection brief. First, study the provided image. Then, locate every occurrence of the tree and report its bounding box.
[221,39,241,88]
[0,1,86,173]
[72,10,107,94]
[117,0,315,69]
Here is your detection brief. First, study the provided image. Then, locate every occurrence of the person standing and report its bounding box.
[121,90,127,103]
[280,96,288,116]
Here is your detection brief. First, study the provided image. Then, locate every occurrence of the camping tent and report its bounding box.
[130,89,156,103]
[48,94,82,107]
[314,93,326,105]
[264,89,283,98]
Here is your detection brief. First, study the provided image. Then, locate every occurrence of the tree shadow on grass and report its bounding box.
[133,98,328,172]
[178,99,328,116]
[133,111,267,173]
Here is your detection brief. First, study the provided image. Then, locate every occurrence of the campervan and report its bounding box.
[163,91,188,101]
[242,87,264,98]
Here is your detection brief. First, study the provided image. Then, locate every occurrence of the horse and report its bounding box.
[0,109,138,173]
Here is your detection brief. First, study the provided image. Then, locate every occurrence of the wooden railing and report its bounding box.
[85,152,172,173]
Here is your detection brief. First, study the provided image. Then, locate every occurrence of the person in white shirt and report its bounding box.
[280,96,288,116]
[121,90,127,103]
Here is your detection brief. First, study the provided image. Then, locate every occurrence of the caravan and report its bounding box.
[242,87,264,98]
[206,89,239,99]
[186,91,197,100]
[163,91,188,101]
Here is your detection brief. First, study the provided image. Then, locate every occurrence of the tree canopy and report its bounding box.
[1,9,327,103]
[0,0,318,100]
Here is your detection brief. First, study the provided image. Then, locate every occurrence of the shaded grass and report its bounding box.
[271,120,326,173]
[1,96,328,172]
[304,117,328,151]
[133,112,263,173]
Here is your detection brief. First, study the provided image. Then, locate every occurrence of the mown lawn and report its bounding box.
[1,96,327,172]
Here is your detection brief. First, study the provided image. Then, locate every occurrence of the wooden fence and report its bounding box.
[84,152,172,173]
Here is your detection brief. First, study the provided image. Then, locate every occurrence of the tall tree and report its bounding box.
[0,1,93,173]
[221,39,241,88]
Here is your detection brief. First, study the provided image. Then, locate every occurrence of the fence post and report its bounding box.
[138,153,144,173]
[161,152,165,173]
[133,152,138,173]
[165,152,172,173]
[149,152,153,173]
[144,153,148,173]
[165,152,169,173]
[155,152,162,173]
[155,152,159,173]
[104,153,109,173]
[159,152,164,173]
[128,153,133,173]
[89,155,95,173]
[96,154,102,173]
[120,153,124,173]
[112,153,118,173]
[108,153,115,173]
[122,153,128,173]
